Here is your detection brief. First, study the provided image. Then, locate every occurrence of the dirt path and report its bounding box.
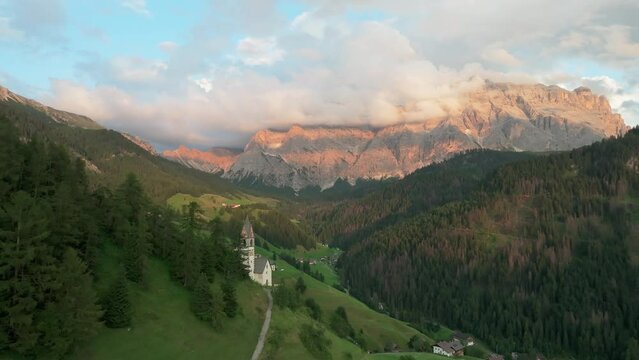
[250,289,273,360]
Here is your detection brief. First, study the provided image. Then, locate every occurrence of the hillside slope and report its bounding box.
[0,86,242,202]
[308,150,535,248]
[340,129,639,360]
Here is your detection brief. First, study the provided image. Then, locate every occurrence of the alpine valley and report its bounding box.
[1,80,637,360]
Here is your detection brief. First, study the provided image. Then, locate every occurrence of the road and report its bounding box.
[250,288,273,360]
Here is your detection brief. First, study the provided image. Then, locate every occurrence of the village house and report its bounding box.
[453,331,475,346]
[433,340,465,357]
[240,217,272,286]
[488,353,504,360]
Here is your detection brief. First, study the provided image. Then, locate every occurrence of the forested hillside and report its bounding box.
[339,129,639,359]
[0,98,240,202]
[0,117,252,358]
[309,150,534,248]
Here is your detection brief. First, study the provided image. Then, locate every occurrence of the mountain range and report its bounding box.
[163,82,628,191]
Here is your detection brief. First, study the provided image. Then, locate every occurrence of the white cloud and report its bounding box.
[121,0,150,16]
[600,25,639,58]
[0,17,23,41]
[158,41,179,53]
[110,57,167,83]
[236,37,285,66]
[32,0,639,147]
[481,46,523,67]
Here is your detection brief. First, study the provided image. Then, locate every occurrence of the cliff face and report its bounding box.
[162,146,240,174]
[166,82,628,190]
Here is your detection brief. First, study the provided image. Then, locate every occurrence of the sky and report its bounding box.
[1,0,638,150]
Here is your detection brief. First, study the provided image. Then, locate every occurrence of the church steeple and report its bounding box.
[240,217,255,278]
[241,216,255,248]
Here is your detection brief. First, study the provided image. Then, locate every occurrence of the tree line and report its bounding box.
[339,129,639,360]
[0,118,247,358]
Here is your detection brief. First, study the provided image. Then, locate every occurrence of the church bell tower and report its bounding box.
[240,217,255,278]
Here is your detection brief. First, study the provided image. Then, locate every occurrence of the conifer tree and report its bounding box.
[0,191,52,353]
[221,280,239,318]
[102,273,132,328]
[295,276,307,294]
[210,288,225,330]
[124,214,148,284]
[38,249,102,356]
[626,338,639,360]
[191,273,213,322]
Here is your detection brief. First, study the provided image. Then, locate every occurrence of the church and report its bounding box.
[240,217,273,287]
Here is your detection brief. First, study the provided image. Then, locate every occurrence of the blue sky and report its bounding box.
[1,0,638,149]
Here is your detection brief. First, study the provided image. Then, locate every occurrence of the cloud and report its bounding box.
[158,41,179,53]
[7,0,66,40]
[47,22,532,148]
[0,17,23,41]
[236,37,285,66]
[18,0,639,147]
[600,25,639,58]
[481,46,523,67]
[121,0,150,16]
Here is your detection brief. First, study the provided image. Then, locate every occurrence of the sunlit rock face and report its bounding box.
[162,146,240,174]
[166,82,628,191]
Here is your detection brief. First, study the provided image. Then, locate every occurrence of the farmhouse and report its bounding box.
[453,331,475,346]
[433,340,465,357]
[240,217,272,286]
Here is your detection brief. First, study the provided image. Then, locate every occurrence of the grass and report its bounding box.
[72,242,267,360]
[257,241,433,354]
[167,192,277,220]
[263,307,365,360]
[365,352,482,360]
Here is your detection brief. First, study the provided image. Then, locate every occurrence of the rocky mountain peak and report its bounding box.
[163,82,628,191]
[162,145,240,173]
[122,133,157,155]
[0,86,8,100]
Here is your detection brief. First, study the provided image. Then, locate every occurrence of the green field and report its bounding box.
[167,192,278,219]
[264,307,365,360]
[365,352,482,360]
[257,241,433,355]
[72,243,267,360]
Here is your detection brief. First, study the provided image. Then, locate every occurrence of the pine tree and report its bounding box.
[0,191,53,353]
[124,214,148,284]
[295,276,307,294]
[38,249,102,357]
[191,273,213,322]
[175,202,202,289]
[102,273,131,328]
[200,242,217,283]
[626,338,639,360]
[210,288,225,330]
[115,173,147,224]
[221,280,239,318]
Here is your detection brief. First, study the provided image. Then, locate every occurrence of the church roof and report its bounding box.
[241,217,254,239]
[254,257,271,274]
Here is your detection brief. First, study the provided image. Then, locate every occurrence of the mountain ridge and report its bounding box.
[165,82,628,190]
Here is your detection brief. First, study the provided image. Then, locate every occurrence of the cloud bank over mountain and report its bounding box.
[1,0,638,149]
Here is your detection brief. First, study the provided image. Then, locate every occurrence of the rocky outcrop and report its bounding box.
[123,133,158,155]
[162,146,240,174]
[167,82,628,190]
[0,85,103,130]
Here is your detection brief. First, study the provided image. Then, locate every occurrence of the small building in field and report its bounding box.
[453,331,475,346]
[240,217,272,287]
[253,257,272,286]
[488,353,505,360]
[433,340,465,357]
